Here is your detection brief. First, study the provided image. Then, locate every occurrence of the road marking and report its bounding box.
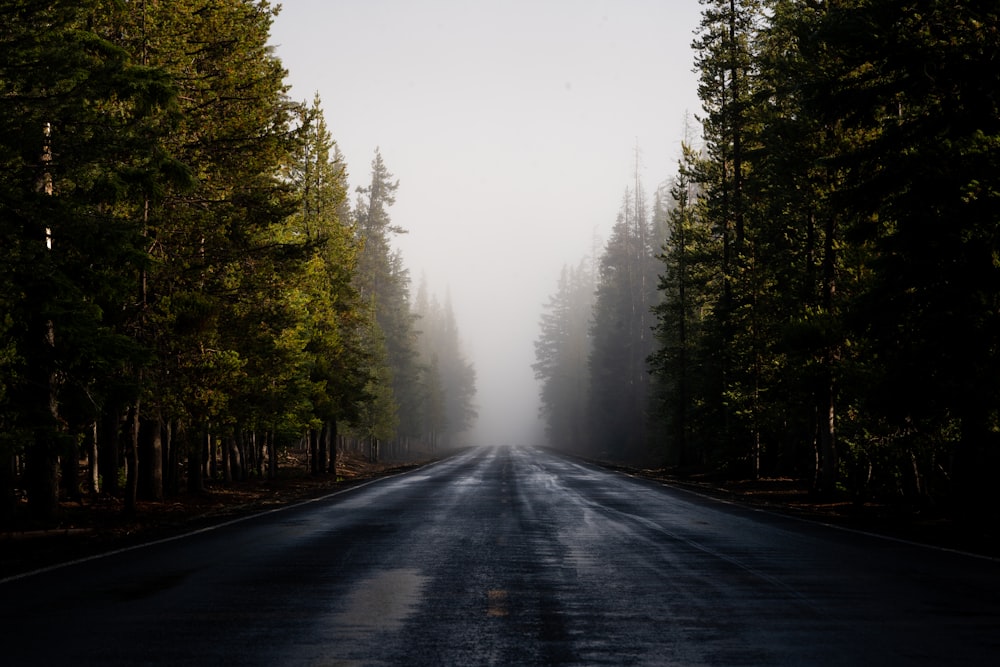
[0,463,441,586]
[651,479,1000,563]
[585,460,1000,564]
[544,449,1000,563]
[487,589,509,617]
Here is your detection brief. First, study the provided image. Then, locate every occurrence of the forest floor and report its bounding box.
[3,449,997,580]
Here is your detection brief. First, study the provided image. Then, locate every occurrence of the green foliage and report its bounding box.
[589,184,661,462]
[533,261,594,453]
[650,143,716,468]
[354,307,398,443]
[647,0,1000,523]
[0,0,183,517]
[0,1,407,516]
[414,284,477,447]
[350,151,423,442]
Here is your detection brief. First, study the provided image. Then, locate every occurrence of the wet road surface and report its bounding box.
[2,445,999,665]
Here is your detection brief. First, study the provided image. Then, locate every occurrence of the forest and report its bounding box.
[0,0,477,525]
[534,0,1000,526]
[3,0,999,533]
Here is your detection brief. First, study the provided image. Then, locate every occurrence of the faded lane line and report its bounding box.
[559,454,1000,564]
[487,589,510,617]
[0,459,450,585]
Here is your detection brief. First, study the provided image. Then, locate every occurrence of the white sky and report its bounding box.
[269,0,704,447]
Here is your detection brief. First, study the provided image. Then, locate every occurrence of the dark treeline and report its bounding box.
[535,0,1000,524]
[0,0,476,525]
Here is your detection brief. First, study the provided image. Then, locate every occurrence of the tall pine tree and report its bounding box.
[589,182,660,462]
[534,261,595,454]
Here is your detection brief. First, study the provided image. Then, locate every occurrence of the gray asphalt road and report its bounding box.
[2,445,999,666]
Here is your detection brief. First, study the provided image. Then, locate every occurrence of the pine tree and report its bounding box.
[807,0,1000,516]
[136,0,300,494]
[650,143,715,468]
[355,304,398,453]
[0,0,178,518]
[589,182,661,462]
[224,19,365,483]
[691,0,769,475]
[747,0,860,494]
[413,288,477,447]
[352,150,421,446]
[533,261,595,454]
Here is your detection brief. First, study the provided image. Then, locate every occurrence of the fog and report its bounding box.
[269,0,703,446]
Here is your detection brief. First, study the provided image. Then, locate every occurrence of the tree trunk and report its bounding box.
[814,368,837,498]
[327,421,338,475]
[245,430,256,479]
[25,431,59,522]
[309,428,320,475]
[25,121,60,522]
[138,414,163,501]
[165,419,180,497]
[206,432,216,481]
[185,426,204,494]
[253,431,264,479]
[222,431,232,483]
[815,209,838,498]
[99,409,122,497]
[226,426,242,482]
[1,451,17,524]
[86,420,100,495]
[317,423,330,475]
[267,430,277,481]
[124,401,140,517]
[61,433,81,502]
[234,427,247,481]
[728,0,744,249]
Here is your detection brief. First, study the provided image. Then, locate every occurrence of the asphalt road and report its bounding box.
[2,445,999,666]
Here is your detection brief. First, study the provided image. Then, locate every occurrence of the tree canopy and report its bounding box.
[0,1,476,523]
[536,0,1000,530]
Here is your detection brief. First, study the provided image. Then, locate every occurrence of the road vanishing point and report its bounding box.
[2,446,999,666]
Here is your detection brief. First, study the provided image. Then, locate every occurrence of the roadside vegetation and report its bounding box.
[534,1,1000,537]
[0,1,476,528]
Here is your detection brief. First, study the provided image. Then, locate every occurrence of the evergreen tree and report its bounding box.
[806,0,1000,517]
[135,0,300,494]
[691,0,768,475]
[413,280,477,448]
[589,183,660,462]
[749,0,860,493]
[419,353,447,451]
[0,0,177,518]
[252,94,367,476]
[650,143,715,468]
[533,261,595,454]
[355,304,398,450]
[646,0,1000,525]
[352,150,422,445]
